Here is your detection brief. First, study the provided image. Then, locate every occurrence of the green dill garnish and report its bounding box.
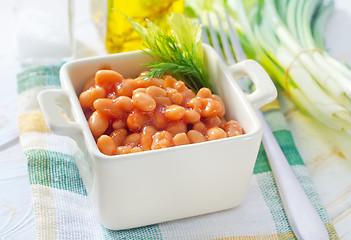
[129,13,211,92]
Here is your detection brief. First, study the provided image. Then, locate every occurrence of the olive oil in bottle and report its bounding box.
[106,0,184,53]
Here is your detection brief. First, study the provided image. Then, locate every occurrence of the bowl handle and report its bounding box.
[229,59,277,110]
[38,89,82,139]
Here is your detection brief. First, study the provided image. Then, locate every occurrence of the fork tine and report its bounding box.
[197,15,210,45]
[216,12,236,65]
[225,10,247,62]
[206,13,226,62]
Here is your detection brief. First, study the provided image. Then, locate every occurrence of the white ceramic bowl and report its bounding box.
[38,44,277,230]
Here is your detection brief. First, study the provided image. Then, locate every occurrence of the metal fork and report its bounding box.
[199,11,330,240]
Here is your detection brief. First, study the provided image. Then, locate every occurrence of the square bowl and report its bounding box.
[38,44,277,230]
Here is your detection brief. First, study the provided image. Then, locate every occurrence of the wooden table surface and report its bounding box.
[1,0,351,239]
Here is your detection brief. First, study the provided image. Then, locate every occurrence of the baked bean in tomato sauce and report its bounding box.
[79,69,244,155]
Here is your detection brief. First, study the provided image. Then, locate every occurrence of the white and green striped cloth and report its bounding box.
[17,65,339,239]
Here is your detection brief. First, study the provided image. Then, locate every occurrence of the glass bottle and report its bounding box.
[105,0,184,53]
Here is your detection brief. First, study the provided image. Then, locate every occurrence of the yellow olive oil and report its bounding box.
[106,0,184,53]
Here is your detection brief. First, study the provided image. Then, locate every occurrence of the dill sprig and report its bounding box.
[129,13,211,92]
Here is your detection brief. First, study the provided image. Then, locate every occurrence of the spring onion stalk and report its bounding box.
[187,0,351,133]
[243,0,351,133]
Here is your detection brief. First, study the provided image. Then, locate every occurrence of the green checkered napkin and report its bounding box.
[17,65,339,240]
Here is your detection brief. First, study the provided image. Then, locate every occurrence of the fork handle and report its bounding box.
[257,110,330,240]
[230,60,329,239]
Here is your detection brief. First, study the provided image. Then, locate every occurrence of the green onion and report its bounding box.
[188,0,351,133]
